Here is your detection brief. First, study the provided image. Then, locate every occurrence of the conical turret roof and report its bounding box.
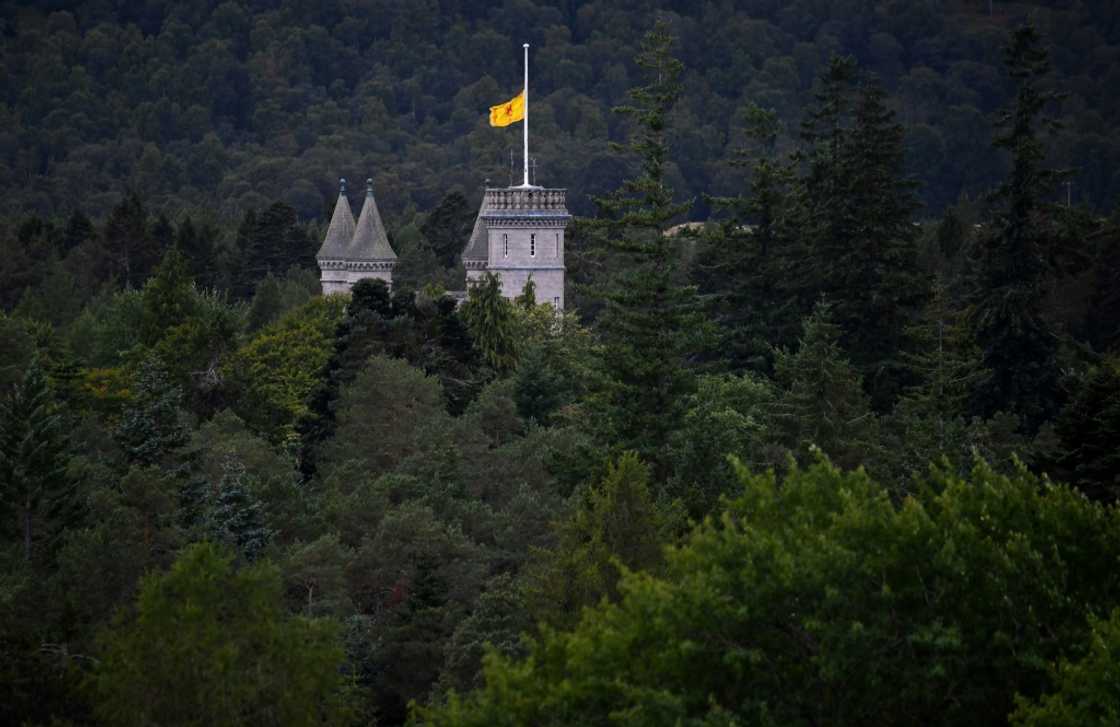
[317,179,355,260]
[347,178,396,261]
[462,195,488,261]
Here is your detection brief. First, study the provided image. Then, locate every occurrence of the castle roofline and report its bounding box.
[316,178,356,260]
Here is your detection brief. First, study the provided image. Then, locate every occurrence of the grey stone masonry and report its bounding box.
[466,186,570,309]
[318,178,397,295]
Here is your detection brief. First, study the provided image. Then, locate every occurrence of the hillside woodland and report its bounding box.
[2,3,1120,726]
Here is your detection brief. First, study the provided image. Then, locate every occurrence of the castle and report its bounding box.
[316,178,570,308]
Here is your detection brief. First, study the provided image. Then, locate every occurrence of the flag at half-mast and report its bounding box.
[489,91,525,127]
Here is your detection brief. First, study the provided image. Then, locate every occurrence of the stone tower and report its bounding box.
[317,178,397,295]
[462,185,570,309]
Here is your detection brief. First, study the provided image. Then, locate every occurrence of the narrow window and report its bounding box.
[530,233,536,257]
[555,232,560,256]
[553,296,560,308]
[503,233,508,257]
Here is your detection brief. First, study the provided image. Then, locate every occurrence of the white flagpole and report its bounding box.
[523,42,530,187]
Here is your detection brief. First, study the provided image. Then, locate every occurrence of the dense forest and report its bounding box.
[3,1,1120,726]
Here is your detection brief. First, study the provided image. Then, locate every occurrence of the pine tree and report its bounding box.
[103,191,158,288]
[968,25,1067,430]
[459,272,519,372]
[0,357,75,562]
[138,246,196,347]
[797,60,927,408]
[114,357,189,467]
[206,460,273,562]
[699,103,801,373]
[585,20,702,479]
[771,302,880,471]
[421,191,475,268]
[175,215,215,290]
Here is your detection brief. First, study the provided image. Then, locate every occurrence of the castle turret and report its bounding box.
[318,178,397,294]
[465,185,570,309]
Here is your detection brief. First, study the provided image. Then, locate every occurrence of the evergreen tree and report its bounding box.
[524,451,669,630]
[585,20,702,480]
[230,208,258,300]
[174,215,215,290]
[771,302,880,471]
[206,460,273,563]
[798,60,927,408]
[699,103,800,373]
[61,209,94,254]
[968,25,1066,430]
[114,357,189,467]
[898,277,989,450]
[103,191,158,289]
[138,246,196,347]
[0,357,75,562]
[459,272,519,372]
[421,191,475,268]
[1050,357,1120,502]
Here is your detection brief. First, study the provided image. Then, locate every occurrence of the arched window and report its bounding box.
[530,233,536,257]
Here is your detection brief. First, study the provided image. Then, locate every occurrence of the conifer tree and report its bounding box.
[969,25,1066,430]
[206,460,273,563]
[585,20,702,479]
[700,103,801,373]
[103,191,158,288]
[798,61,927,408]
[771,302,880,471]
[459,272,519,372]
[114,357,189,467]
[0,357,74,562]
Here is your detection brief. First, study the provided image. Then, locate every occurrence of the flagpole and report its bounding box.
[523,42,530,187]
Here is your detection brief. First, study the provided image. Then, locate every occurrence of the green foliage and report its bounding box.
[668,372,776,514]
[419,457,1120,726]
[584,21,703,480]
[770,302,880,471]
[797,59,927,407]
[460,272,519,372]
[321,355,446,479]
[1050,356,1120,502]
[969,25,1067,431]
[524,451,674,631]
[224,295,347,445]
[0,356,75,562]
[1011,608,1120,727]
[113,356,189,467]
[89,541,354,726]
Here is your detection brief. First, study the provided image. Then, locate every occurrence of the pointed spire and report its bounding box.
[462,191,489,262]
[348,178,396,261]
[317,178,356,260]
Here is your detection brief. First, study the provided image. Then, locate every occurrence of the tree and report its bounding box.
[698,103,801,373]
[421,191,475,268]
[103,191,159,288]
[0,357,74,562]
[459,272,519,372]
[797,59,927,408]
[523,451,673,631]
[113,357,189,467]
[1011,608,1120,727]
[968,25,1066,430]
[205,460,273,563]
[419,457,1120,726]
[584,20,702,480]
[771,302,880,471]
[89,542,354,725]
[138,246,196,347]
[1049,356,1120,502]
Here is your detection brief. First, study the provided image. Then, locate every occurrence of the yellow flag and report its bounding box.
[489,91,525,127]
